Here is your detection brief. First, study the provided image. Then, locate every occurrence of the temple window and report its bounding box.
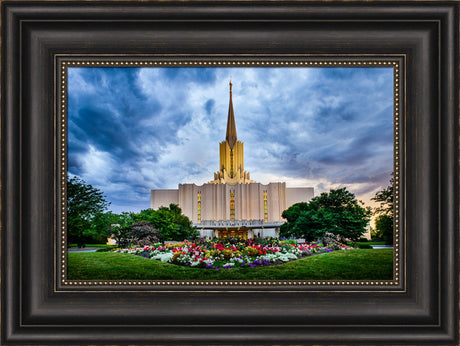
[230,190,235,221]
[197,192,201,224]
[229,149,234,178]
[263,191,268,223]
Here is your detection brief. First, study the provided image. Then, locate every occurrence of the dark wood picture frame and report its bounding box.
[2,1,458,345]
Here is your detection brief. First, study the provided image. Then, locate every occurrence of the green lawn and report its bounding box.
[354,241,387,246]
[67,249,393,281]
[68,243,113,248]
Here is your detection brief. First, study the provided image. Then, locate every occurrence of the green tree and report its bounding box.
[371,177,394,216]
[372,178,394,244]
[86,211,134,242]
[67,176,110,247]
[131,204,198,241]
[280,188,372,242]
[374,214,393,244]
[150,204,198,241]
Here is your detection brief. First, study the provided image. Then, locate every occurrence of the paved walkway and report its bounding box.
[67,247,102,253]
[371,245,393,249]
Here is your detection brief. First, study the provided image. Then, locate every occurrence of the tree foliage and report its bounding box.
[89,204,198,246]
[68,174,197,247]
[147,204,199,241]
[374,214,393,244]
[371,177,394,244]
[67,176,110,247]
[371,177,394,216]
[280,188,372,242]
[114,221,163,248]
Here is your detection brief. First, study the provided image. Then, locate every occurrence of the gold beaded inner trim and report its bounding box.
[58,58,402,289]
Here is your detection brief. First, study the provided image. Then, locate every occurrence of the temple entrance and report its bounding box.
[195,220,282,239]
[218,227,249,239]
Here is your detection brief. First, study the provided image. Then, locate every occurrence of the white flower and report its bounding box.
[151,252,174,262]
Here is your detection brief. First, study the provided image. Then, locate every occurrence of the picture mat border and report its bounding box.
[60,57,402,290]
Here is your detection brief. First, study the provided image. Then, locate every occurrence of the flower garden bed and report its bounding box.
[114,238,353,270]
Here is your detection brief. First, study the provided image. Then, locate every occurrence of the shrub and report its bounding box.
[322,231,344,249]
[254,237,280,247]
[245,247,260,257]
[171,251,182,263]
[222,249,234,261]
[220,236,242,245]
[358,243,373,249]
[128,221,162,246]
[112,221,162,247]
[111,225,132,248]
[280,239,298,245]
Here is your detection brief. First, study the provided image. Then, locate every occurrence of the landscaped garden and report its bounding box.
[68,248,393,280]
[67,236,393,280]
[66,177,394,281]
[113,237,351,270]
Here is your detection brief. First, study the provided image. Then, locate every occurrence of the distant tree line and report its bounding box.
[67,176,198,247]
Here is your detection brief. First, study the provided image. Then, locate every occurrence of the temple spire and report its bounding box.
[225,80,237,150]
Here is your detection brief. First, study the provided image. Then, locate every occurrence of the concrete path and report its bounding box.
[67,247,102,253]
[371,245,393,249]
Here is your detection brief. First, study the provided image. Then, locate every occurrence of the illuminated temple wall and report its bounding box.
[151,183,314,224]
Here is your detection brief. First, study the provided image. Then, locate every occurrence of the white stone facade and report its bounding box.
[151,183,313,225]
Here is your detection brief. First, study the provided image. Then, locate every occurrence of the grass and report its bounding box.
[67,249,393,281]
[354,241,387,246]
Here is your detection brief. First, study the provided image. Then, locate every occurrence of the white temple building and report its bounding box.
[151,82,314,239]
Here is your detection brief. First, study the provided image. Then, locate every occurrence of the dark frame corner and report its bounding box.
[2,1,459,345]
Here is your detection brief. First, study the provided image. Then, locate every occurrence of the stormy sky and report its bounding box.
[67,67,394,214]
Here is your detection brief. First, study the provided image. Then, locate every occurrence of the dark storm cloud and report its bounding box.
[204,99,215,116]
[73,106,132,156]
[241,68,393,188]
[68,68,194,169]
[68,67,199,212]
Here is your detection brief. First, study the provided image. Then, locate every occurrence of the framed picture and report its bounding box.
[2,1,458,345]
[64,61,396,283]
